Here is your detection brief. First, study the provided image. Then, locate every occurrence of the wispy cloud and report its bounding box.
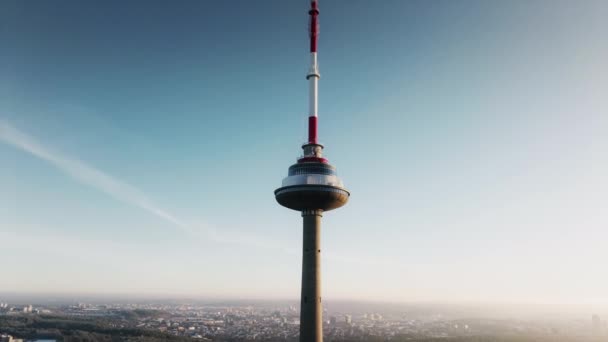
[0,119,198,233]
[0,120,287,251]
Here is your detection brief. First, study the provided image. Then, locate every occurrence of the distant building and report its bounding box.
[0,334,24,342]
[329,316,337,325]
[592,314,601,334]
[345,315,352,325]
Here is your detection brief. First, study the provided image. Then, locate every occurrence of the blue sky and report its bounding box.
[1,0,607,305]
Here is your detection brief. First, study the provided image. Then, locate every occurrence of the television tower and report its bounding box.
[275,1,350,341]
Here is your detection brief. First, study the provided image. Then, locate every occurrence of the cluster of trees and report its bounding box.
[0,314,191,342]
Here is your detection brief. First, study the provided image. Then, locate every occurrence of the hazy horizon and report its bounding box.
[2,0,607,306]
[4,289,608,306]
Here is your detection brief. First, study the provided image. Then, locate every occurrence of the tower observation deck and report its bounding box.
[274,1,350,341]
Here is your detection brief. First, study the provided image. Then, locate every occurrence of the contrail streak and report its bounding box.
[0,119,200,234]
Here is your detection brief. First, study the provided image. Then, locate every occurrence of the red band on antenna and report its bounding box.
[308,116,318,144]
[309,1,319,52]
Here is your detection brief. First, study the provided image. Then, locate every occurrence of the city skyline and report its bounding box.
[1,0,608,306]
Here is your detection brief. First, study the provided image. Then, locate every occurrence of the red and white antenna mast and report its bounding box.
[307,0,320,145]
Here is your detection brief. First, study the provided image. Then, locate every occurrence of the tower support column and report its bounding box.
[301,209,323,342]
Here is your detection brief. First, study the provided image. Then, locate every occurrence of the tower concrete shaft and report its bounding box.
[300,209,323,342]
